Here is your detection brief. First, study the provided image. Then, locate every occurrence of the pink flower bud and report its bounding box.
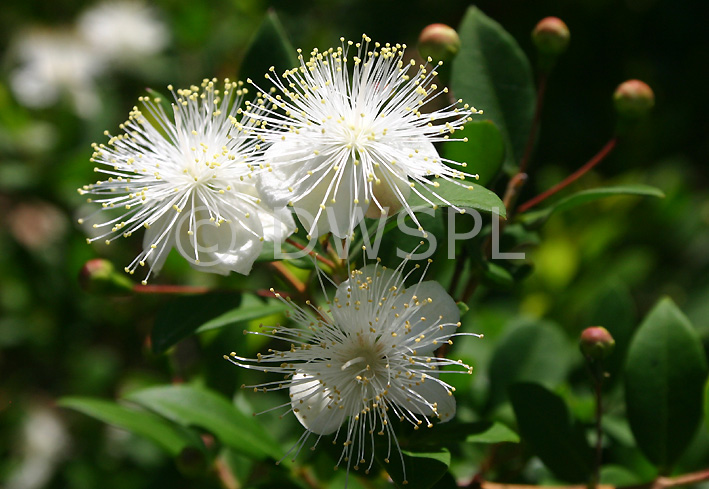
[418,23,461,62]
[614,79,655,119]
[580,326,616,360]
[532,17,570,55]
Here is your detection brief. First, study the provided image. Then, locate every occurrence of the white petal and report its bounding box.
[389,281,459,355]
[390,376,456,423]
[258,139,327,209]
[293,161,368,239]
[289,373,347,435]
[331,265,403,326]
[174,207,262,276]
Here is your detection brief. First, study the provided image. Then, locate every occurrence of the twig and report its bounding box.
[517,138,618,213]
[269,262,307,295]
[133,284,212,294]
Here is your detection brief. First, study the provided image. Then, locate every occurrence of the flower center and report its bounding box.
[339,340,387,385]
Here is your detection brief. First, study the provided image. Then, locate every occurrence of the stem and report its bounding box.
[133,284,212,294]
[592,375,604,489]
[517,137,618,214]
[286,238,337,269]
[269,262,306,295]
[519,74,548,175]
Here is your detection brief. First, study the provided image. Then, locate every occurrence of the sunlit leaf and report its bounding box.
[125,384,281,460]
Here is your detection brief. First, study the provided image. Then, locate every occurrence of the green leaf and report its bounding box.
[407,179,506,218]
[451,6,535,170]
[376,447,451,489]
[520,184,665,227]
[510,383,592,483]
[151,293,241,354]
[195,294,288,334]
[125,384,282,460]
[239,10,297,83]
[465,421,520,444]
[624,297,708,469]
[442,121,505,186]
[413,421,519,446]
[487,321,572,409]
[58,397,202,456]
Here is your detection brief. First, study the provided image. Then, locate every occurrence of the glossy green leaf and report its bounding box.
[442,121,505,186]
[451,6,535,170]
[151,293,240,354]
[510,383,592,482]
[376,447,451,489]
[624,297,708,469]
[407,179,506,218]
[195,294,288,334]
[58,397,202,456]
[239,10,297,83]
[487,321,572,409]
[125,384,281,460]
[413,421,519,446]
[520,184,665,227]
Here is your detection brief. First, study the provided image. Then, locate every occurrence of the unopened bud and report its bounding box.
[613,80,655,119]
[176,447,207,477]
[532,17,570,56]
[79,258,133,294]
[580,326,615,360]
[418,24,461,62]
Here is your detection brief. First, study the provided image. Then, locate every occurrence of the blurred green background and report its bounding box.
[1,0,707,488]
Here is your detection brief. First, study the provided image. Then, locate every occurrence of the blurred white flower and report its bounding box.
[77,1,169,64]
[9,29,103,117]
[6,405,70,489]
[227,262,479,480]
[248,34,480,239]
[79,79,294,283]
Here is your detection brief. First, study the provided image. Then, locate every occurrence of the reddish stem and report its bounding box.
[517,137,618,213]
[133,284,212,294]
[519,74,548,175]
[286,237,337,269]
[269,261,306,295]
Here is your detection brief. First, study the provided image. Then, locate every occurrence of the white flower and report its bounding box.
[79,78,294,283]
[77,1,168,64]
[247,34,481,239]
[226,262,479,480]
[9,28,103,117]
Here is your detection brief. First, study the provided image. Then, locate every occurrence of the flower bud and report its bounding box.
[418,24,461,62]
[580,326,615,360]
[79,258,133,294]
[532,17,570,56]
[613,80,655,119]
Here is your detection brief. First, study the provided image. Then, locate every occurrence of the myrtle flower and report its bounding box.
[77,1,169,65]
[78,78,294,283]
[226,262,479,480]
[9,28,103,117]
[247,34,481,239]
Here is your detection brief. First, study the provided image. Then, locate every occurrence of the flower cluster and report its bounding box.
[79,34,479,282]
[78,34,482,479]
[226,263,479,479]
